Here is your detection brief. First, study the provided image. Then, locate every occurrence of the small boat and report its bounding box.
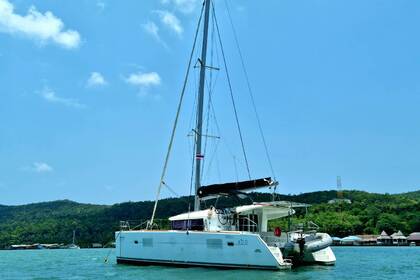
[67,244,80,249]
[67,230,80,249]
[281,226,336,265]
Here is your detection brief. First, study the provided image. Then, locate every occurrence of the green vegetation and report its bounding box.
[0,190,418,248]
[269,191,420,237]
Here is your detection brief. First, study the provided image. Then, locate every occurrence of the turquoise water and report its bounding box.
[0,247,418,279]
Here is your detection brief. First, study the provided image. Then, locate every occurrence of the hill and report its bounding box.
[0,190,419,248]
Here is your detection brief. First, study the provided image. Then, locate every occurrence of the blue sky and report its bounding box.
[1,0,419,205]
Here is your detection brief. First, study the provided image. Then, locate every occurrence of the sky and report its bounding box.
[1,0,419,205]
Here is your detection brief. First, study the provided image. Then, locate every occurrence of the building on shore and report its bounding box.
[91,243,103,248]
[391,230,407,246]
[9,244,43,250]
[376,230,392,245]
[356,235,377,246]
[340,236,362,245]
[407,232,420,246]
[333,231,417,246]
[332,237,342,246]
[328,198,352,204]
[8,243,63,250]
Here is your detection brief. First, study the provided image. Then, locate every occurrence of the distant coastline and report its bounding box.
[0,189,418,249]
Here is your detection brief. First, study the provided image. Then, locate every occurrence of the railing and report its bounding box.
[260,221,321,246]
[259,232,289,247]
[239,216,258,232]
[119,221,131,230]
[119,219,170,231]
[290,221,319,233]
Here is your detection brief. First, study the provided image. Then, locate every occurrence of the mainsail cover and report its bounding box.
[197,177,275,199]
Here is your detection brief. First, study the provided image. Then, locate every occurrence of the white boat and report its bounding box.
[117,197,293,269]
[116,0,335,269]
[67,244,80,249]
[67,230,80,249]
[116,198,335,268]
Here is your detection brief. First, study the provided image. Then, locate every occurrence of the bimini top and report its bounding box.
[169,201,309,221]
[197,177,276,200]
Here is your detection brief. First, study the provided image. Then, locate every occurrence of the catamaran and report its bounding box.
[115,0,335,269]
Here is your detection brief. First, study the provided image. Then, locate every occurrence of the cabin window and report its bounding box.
[171,219,204,231]
[227,242,234,246]
[134,240,138,244]
[238,214,258,232]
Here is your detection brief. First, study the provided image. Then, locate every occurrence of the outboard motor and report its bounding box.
[297,237,305,257]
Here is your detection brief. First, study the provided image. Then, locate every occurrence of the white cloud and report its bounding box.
[125,72,161,96]
[0,0,81,49]
[156,10,183,36]
[142,21,159,40]
[161,0,199,14]
[39,86,86,109]
[24,162,53,173]
[125,72,161,87]
[87,72,107,87]
[142,21,168,48]
[33,162,53,173]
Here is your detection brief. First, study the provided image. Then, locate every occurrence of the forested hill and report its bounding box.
[0,190,419,248]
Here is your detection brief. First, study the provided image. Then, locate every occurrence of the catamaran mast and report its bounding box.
[194,0,211,211]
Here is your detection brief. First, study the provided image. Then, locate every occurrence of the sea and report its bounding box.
[0,247,418,280]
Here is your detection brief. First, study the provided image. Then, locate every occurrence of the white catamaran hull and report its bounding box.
[116,230,291,270]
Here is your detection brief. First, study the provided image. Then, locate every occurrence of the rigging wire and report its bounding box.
[201,13,215,180]
[186,116,197,227]
[223,0,277,183]
[203,139,220,182]
[162,181,191,207]
[187,55,200,188]
[207,89,240,182]
[201,14,222,182]
[148,4,205,228]
[197,16,239,184]
[188,64,199,139]
[211,2,252,180]
[215,152,222,182]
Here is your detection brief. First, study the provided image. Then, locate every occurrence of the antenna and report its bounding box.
[337,176,343,199]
